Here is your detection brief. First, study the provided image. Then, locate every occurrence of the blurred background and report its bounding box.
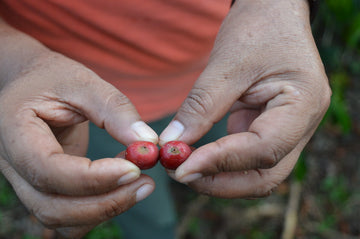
[1,0,359,238]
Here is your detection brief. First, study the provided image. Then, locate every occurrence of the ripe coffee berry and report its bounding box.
[159,141,192,170]
[125,141,159,170]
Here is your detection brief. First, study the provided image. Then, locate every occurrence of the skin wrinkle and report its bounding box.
[0,0,331,235]
[184,86,214,117]
[101,93,128,130]
[5,121,59,193]
[215,140,241,173]
[215,131,279,171]
[251,115,300,168]
[27,97,86,127]
[19,173,144,228]
[0,39,155,232]
[80,160,101,195]
[51,154,91,195]
[188,143,303,198]
[103,198,126,220]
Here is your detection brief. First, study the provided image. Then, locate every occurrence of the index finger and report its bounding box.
[1,110,140,196]
[175,85,328,182]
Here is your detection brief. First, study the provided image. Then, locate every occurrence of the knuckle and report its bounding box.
[189,177,215,197]
[83,175,102,195]
[74,66,101,86]
[253,183,277,198]
[34,208,61,228]
[83,160,116,195]
[182,87,213,117]
[82,162,102,194]
[258,144,284,169]
[258,152,277,169]
[104,90,132,112]
[217,151,241,172]
[258,156,277,169]
[28,173,50,193]
[103,199,128,219]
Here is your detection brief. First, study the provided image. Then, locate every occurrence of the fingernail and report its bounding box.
[131,121,158,143]
[136,184,154,202]
[159,120,184,145]
[178,173,202,183]
[117,171,140,185]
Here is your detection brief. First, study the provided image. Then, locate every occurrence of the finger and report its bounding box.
[175,86,319,182]
[0,158,155,228]
[55,121,89,157]
[38,63,158,145]
[227,101,261,133]
[0,62,158,195]
[185,146,300,198]
[1,113,143,195]
[159,64,248,145]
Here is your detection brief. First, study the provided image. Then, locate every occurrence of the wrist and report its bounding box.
[0,19,49,90]
[232,0,311,22]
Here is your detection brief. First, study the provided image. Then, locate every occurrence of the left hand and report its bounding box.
[159,0,331,198]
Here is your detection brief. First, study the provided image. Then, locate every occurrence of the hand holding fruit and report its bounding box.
[0,21,157,238]
[159,0,331,198]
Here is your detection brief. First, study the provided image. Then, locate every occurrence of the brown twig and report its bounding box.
[281,180,302,239]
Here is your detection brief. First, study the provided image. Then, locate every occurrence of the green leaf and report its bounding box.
[85,222,122,239]
[188,217,201,237]
[325,0,355,21]
[323,72,352,133]
[346,13,360,49]
[293,153,307,182]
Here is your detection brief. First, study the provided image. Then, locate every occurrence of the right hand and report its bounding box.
[0,50,158,238]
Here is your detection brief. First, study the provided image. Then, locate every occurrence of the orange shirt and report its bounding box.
[0,0,231,121]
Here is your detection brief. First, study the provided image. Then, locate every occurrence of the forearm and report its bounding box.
[212,0,316,71]
[231,0,310,24]
[0,18,49,89]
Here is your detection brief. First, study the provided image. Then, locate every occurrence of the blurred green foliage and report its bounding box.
[293,153,307,182]
[187,217,201,238]
[323,72,352,132]
[313,0,360,132]
[0,1,359,238]
[22,235,40,239]
[0,174,17,207]
[235,228,276,239]
[84,222,122,239]
[320,175,350,206]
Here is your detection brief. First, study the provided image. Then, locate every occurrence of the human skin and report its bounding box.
[0,0,331,238]
[0,18,158,238]
[160,0,331,198]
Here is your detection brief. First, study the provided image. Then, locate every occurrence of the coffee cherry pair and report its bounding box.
[125,141,192,170]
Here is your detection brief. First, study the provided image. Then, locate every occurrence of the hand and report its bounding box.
[160,0,331,198]
[0,41,158,237]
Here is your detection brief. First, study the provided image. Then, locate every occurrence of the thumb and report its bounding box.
[0,63,158,196]
[159,65,246,145]
[60,68,158,145]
